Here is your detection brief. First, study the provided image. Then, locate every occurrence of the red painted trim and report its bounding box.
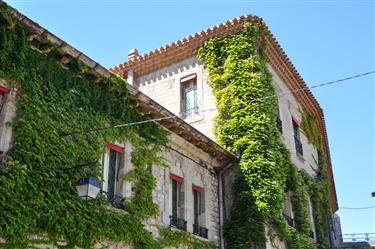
[106,143,124,153]
[0,86,9,94]
[170,174,184,183]
[292,116,299,126]
[192,184,203,192]
[180,73,197,83]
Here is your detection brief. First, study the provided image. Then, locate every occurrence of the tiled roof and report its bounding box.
[111,14,338,212]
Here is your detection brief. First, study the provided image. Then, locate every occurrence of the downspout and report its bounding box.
[217,160,235,249]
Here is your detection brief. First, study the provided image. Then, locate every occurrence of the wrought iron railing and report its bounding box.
[193,224,208,239]
[101,190,124,209]
[180,106,199,119]
[342,233,375,242]
[283,213,296,228]
[276,116,283,133]
[169,215,187,231]
[294,136,303,156]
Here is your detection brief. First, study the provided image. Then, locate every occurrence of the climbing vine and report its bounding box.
[198,22,331,249]
[0,4,214,249]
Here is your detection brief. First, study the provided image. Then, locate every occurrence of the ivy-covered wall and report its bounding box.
[0,4,215,249]
[198,22,332,249]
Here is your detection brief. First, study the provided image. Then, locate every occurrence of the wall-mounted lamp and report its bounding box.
[76,176,101,200]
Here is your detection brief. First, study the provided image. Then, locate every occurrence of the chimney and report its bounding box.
[128,48,139,61]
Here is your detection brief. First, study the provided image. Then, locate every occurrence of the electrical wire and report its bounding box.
[339,206,375,210]
[59,70,375,137]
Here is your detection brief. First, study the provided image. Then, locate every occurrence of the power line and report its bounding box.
[5,0,374,3]
[59,70,375,137]
[339,206,375,210]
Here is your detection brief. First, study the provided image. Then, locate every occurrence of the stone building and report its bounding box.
[0,3,338,249]
[111,14,339,248]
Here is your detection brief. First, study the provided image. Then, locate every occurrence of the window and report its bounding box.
[276,107,282,133]
[169,174,186,231]
[103,144,124,207]
[0,85,9,120]
[193,184,207,238]
[283,191,296,228]
[292,117,303,156]
[180,74,198,119]
[0,84,9,160]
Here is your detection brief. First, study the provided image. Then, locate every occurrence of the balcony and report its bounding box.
[193,224,208,239]
[294,136,303,156]
[283,213,296,228]
[180,106,199,119]
[169,216,187,231]
[276,116,283,133]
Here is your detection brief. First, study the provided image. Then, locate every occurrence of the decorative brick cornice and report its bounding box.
[111,15,338,212]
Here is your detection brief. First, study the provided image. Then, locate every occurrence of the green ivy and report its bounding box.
[198,22,331,249]
[0,4,214,249]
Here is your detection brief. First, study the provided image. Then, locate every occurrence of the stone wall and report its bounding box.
[134,56,323,248]
[152,132,222,242]
[99,131,223,245]
[136,57,217,141]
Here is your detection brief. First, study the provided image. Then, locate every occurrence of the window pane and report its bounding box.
[107,149,117,203]
[193,88,198,110]
[194,191,199,225]
[172,180,178,218]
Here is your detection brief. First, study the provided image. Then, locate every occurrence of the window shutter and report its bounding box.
[200,191,205,214]
[178,184,184,207]
[193,88,198,109]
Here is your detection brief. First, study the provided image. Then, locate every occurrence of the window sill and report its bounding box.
[192,233,210,242]
[168,227,210,242]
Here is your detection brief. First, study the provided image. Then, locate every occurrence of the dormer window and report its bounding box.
[180,73,198,119]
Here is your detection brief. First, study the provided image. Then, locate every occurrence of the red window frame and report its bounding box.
[0,86,9,94]
[192,184,203,193]
[170,173,184,183]
[106,143,124,153]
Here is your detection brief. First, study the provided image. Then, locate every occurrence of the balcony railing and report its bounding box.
[276,116,283,133]
[101,190,124,209]
[294,136,303,156]
[180,106,199,119]
[169,216,187,231]
[193,224,208,239]
[342,233,375,242]
[283,213,296,228]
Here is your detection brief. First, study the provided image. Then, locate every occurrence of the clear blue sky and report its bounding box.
[6,0,374,234]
